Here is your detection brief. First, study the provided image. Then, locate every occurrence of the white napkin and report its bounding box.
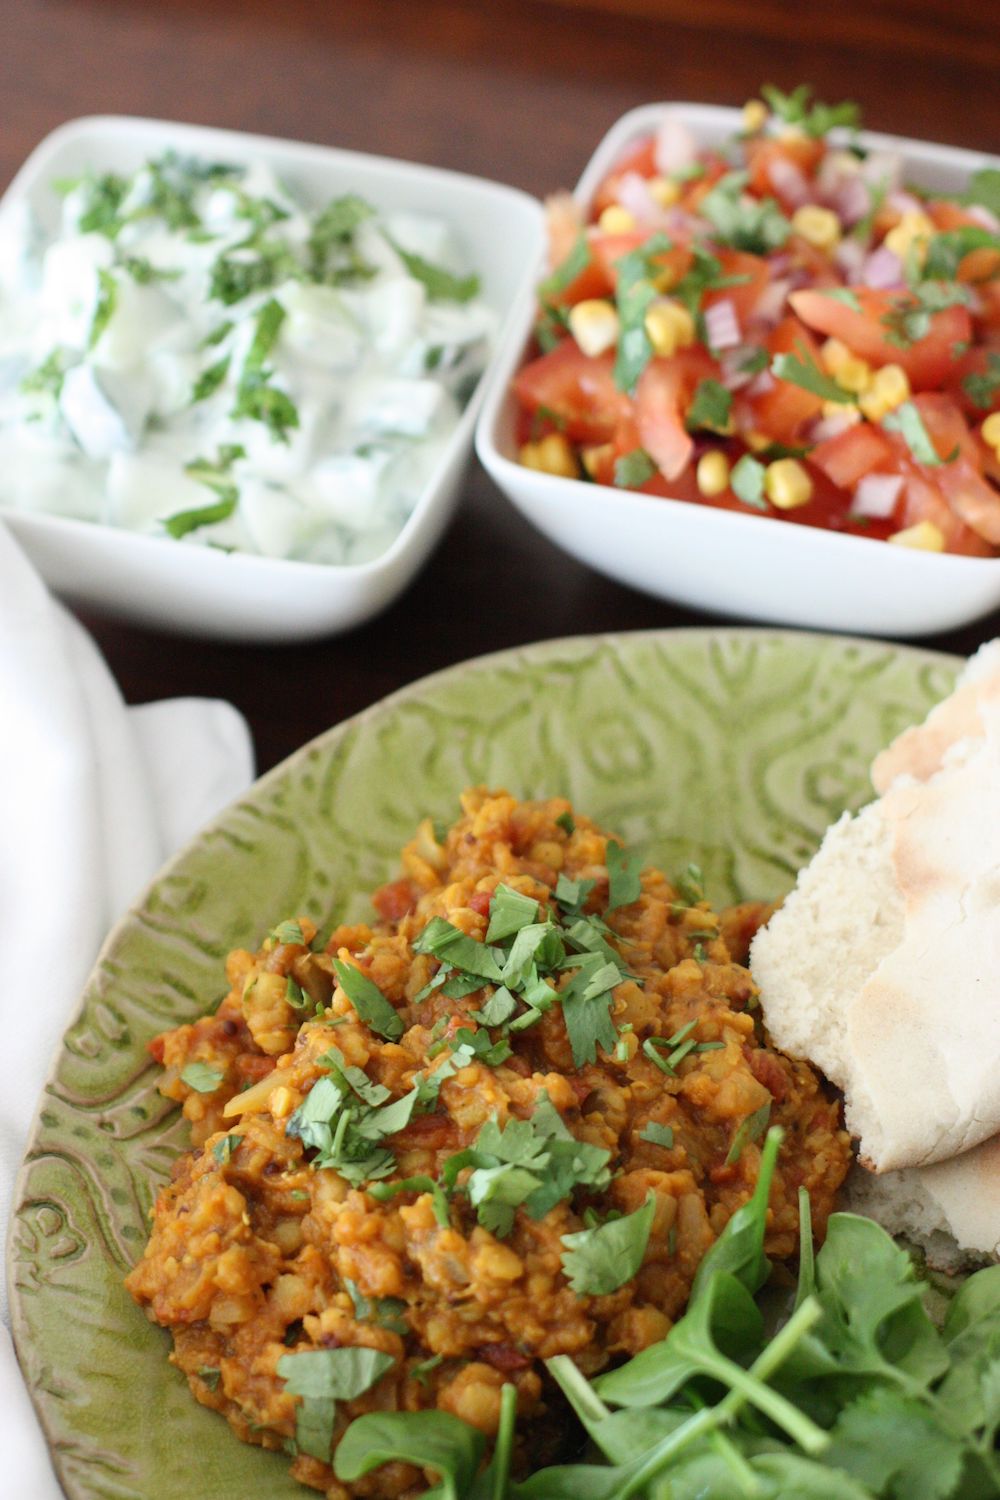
[0,523,255,1497]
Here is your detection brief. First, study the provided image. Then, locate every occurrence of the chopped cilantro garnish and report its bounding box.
[386,235,480,303]
[561,953,622,1067]
[470,987,519,1027]
[555,811,575,835]
[307,194,374,278]
[560,1191,655,1295]
[771,343,855,404]
[191,354,230,404]
[738,346,770,375]
[181,1061,224,1093]
[196,1365,221,1390]
[686,377,733,432]
[725,1100,772,1165]
[613,232,673,394]
[368,1175,451,1226]
[71,170,129,237]
[606,839,642,910]
[285,977,307,1010]
[640,1122,674,1148]
[882,401,955,467]
[331,957,403,1040]
[277,1347,394,1463]
[88,268,118,350]
[700,172,790,256]
[881,282,970,349]
[614,447,657,489]
[963,353,1000,410]
[963,167,1000,218]
[271,919,305,945]
[166,443,245,538]
[538,235,591,301]
[760,83,860,139]
[922,227,1000,282]
[344,1279,409,1335]
[231,296,299,444]
[212,1133,242,1163]
[442,1097,612,1236]
[485,884,540,943]
[554,873,596,916]
[824,287,862,312]
[19,349,67,401]
[412,917,504,982]
[729,453,768,509]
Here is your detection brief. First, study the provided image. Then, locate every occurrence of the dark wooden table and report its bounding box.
[2,0,998,773]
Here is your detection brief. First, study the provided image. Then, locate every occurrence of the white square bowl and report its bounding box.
[0,116,544,641]
[475,103,1000,639]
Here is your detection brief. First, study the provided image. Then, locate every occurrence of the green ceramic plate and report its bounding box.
[9,628,961,1500]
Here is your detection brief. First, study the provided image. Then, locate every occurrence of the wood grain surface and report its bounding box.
[1,0,997,774]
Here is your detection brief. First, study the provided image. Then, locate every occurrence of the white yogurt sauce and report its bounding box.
[0,154,495,563]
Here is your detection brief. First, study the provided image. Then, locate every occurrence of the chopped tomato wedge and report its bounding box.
[745,135,823,204]
[589,230,694,294]
[789,287,973,390]
[591,137,659,218]
[809,423,898,489]
[704,249,771,326]
[514,342,631,444]
[514,97,1000,559]
[635,349,717,480]
[746,317,826,444]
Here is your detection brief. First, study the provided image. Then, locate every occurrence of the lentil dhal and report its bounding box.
[126,789,850,1496]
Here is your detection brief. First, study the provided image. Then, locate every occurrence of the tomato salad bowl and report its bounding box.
[475,94,1000,637]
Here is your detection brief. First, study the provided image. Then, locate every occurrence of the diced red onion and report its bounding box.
[851,473,904,519]
[751,277,792,327]
[768,155,811,209]
[860,152,902,193]
[704,298,741,351]
[809,412,858,443]
[720,347,759,390]
[886,188,924,217]
[834,237,866,281]
[832,174,873,228]
[654,114,698,177]
[747,370,776,397]
[967,204,1000,232]
[615,170,663,225]
[768,253,791,276]
[862,246,905,289]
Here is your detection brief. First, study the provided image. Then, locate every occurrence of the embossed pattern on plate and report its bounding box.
[8,629,959,1500]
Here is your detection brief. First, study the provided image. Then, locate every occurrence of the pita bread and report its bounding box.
[750,642,1000,1174]
[844,1138,1000,1272]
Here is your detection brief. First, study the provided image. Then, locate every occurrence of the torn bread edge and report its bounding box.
[751,638,1000,1269]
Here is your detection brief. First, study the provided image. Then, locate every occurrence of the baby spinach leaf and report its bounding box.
[334,1410,485,1500]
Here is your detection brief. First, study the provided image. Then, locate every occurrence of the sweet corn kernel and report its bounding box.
[598,204,637,235]
[581,442,614,479]
[834,355,873,395]
[696,451,731,496]
[644,299,696,357]
[884,211,935,262]
[742,99,769,134]
[791,204,842,251]
[270,1086,294,1119]
[568,298,620,358]
[821,337,852,375]
[887,520,945,551]
[519,433,580,478]
[648,175,681,208]
[764,458,813,510]
[821,399,862,425]
[858,363,911,422]
[746,430,771,452]
[981,412,1000,450]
